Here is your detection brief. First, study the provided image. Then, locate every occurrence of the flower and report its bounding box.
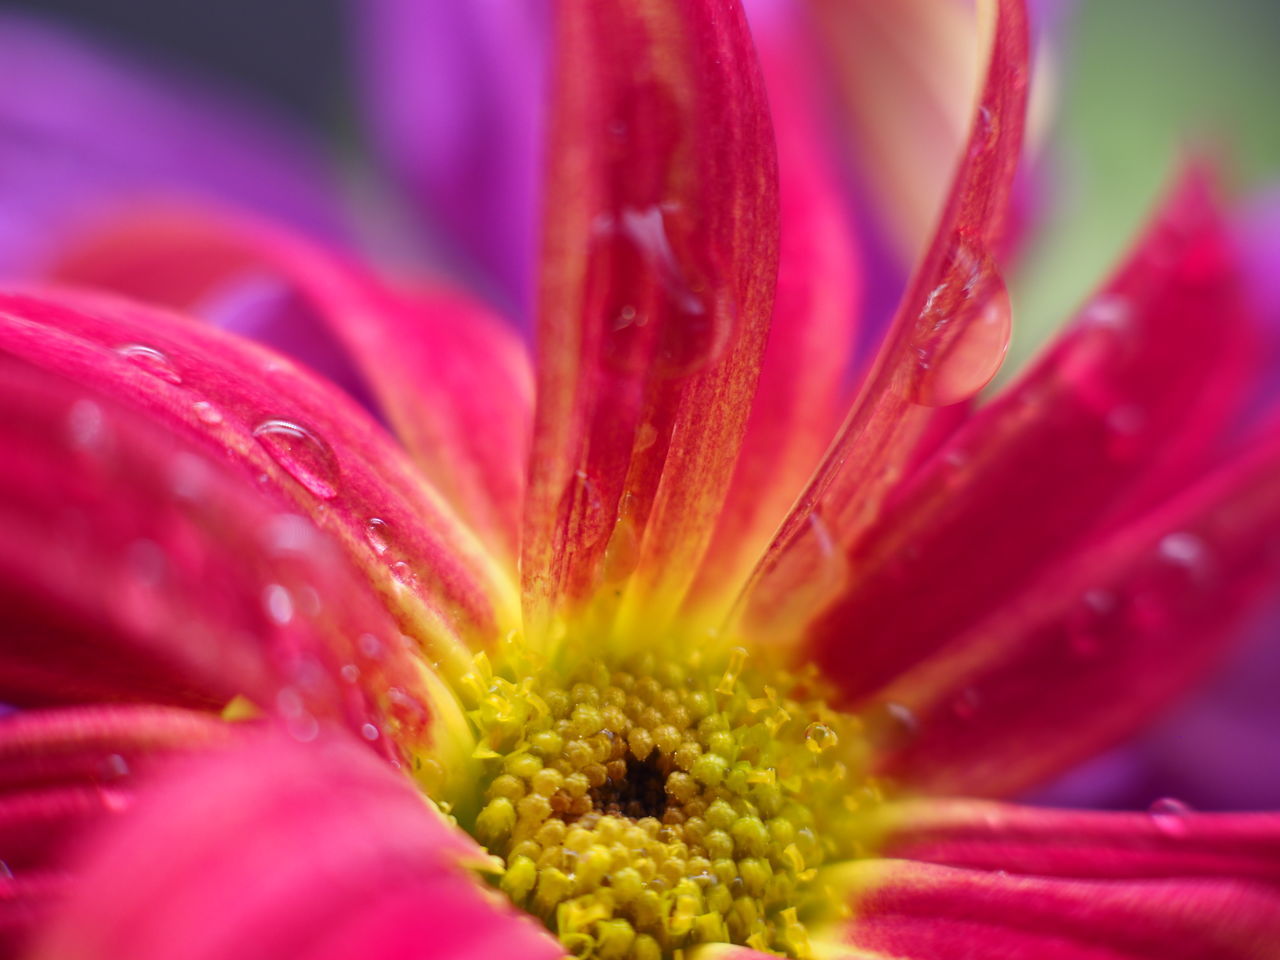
[1,1,1279,959]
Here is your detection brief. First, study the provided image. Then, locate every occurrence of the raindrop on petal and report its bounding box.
[192,400,223,424]
[66,399,106,451]
[262,583,294,625]
[253,419,340,500]
[912,243,1011,407]
[1148,797,1194,836]
[116,344,182,384]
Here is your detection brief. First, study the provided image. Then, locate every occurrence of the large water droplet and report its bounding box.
[1148,797,1193,836]
[365,517,393,555]
[253,419,340,499]
[192,400,223,425]
[116,344,182,384]
[911,242,1011,407]
[590,203,733,379]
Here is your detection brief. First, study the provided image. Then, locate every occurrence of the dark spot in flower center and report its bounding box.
[589,751,669,821]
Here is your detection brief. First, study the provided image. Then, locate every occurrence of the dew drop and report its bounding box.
[365,517,392,555]
[911,243,1011,407]
[1079,294,1132,331]
[116,343,182,384]
[66,398,106,451]
[192,400,223,424]
[361,723,381,741]
[262,583,294,625]
[99,753,130,780]
[340,664,360,683]
[390,560,419,587]
[359,632,384,659]
[252,419,340,499]
[1148,797,1193,836]
[803,722,839,754]
[1158,531,1209,573]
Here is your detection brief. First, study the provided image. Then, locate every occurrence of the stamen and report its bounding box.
[444,643,875,959]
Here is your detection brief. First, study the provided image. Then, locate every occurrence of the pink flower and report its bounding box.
[1,1,1278,959]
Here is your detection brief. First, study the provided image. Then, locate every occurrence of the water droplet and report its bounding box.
[803,722,839,754]
[262,583,294,625]
[1158,531,1209,573]
[1148,797,1193,836]
[358,633,384,659]
[1079,294,1131,331]
[635,421,659,453]
[116,343,182,384]
[99,753,130,780]
[1065,588,1118,659]
[912,242,1011,407]
[167,452,211,501]
[66,399,106,451]
[192,400,223,424]
[263,514,320,555]
[389,560,419,587]
[365,517,392,554]
[361,723,380,741]
[252,419,340,499]
[340,664,360,683]
[590,204,733,379]
[287,712,320,742]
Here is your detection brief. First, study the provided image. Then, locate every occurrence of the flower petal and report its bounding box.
[882,799,1280,883]
[48,206,533,569]
[27,729,563,960]
[356,0,551,318]
[737,0,1030,640]
[521,0,780,637]
[686,0,862,620]
[0,289,515,677]
[0,13,343,274]
[833,856,1280,960]
[804,170,1257,707]
[868,422,1280,797]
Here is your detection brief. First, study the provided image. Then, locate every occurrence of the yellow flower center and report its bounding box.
[436,640,878,959]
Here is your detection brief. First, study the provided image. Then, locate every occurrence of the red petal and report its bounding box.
[0,289,514,676]
[49,207,533,570]
[805,170,1258,708]
[869,423,1280,796]
[686,0,861,620]
[521,0,780,636]
[838,855,1280,960]
[0,349,443,760]
[27,730,563,960]
[883,799,1280,885]
[738,0,1029,639]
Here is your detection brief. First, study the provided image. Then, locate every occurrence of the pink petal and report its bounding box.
[883,799,1280,884]
[48,207,533,569]
[868,422,1280,797]
[737,0,1030,640]
[840,856,1280,959]
[686,0,862,619]
[27,730,563,960]
[0,352,432,748]
[0,289,515,676]
[521,0,780,634]
[804,170,1257,708]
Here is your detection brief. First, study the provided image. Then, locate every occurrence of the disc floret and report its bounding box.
[446,639,876,959]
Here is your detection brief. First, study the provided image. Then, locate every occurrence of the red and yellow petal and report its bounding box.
[48,206,533,570]
[25,730,563,960]
[0,289,514,677]
[738,0,1030,642]
[804,169,1256,708]
[521,0,780,641]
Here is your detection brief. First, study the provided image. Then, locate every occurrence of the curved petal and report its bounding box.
[0,13,343,275]
[882,799,1280,884]
[804,170,1257,705]
[521,0,780,639]
[832,856,1280,960]
[0,289,514,679]
[355,0,551,318]
[686,0,862,621]
[0,352,429,741]
[47,206,533,568]
[868,421,1280,797]
[27,730,563,960]
[737,0,1030,641]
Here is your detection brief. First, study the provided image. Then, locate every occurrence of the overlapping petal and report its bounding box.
[0,290,512,680]
[804,171,1255,708]
[521,0,779,639]
[738,0,1030,640]
[27,731,563,960]
[46,207,533,568]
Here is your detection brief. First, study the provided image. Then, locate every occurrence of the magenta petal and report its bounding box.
[0,14,344,275]
[28,730,563,960]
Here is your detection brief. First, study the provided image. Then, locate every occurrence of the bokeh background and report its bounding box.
[1,0,1277,810]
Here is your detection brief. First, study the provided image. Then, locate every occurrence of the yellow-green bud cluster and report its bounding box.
[452,644,870,959]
